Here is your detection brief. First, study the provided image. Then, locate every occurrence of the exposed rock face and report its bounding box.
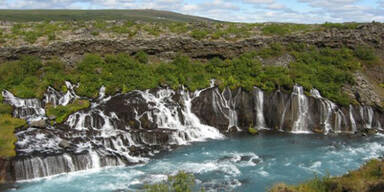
[1,83,383,183]
[0,158,13,184]
[0,23,383,64]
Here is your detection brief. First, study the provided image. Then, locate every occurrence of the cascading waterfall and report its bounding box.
[310,89,337,134]
[138,88,223,145]
[2,90,45,122]
[211,88,239,131]
[44,81,79,107]
[254,87,266,129]
[291,86,310,133]
[3,82,384,182]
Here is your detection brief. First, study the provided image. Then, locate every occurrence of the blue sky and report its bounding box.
[1,0,383,23]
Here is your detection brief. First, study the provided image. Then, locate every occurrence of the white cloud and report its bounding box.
[267,3,285,9]
[244,0,274,4]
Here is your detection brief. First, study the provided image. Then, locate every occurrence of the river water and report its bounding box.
[10,133,384,192]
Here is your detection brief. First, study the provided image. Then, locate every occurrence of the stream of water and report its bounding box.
[10,133,384,192]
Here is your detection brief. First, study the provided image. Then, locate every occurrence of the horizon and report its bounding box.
[0,0,383,24]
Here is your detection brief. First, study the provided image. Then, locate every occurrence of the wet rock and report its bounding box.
[0,158,14,184]
[29,120,46,128]
[48,115,56,120]
[59,139,71,148]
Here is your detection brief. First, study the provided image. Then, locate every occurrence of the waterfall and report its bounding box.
[44,81,79,107]
[291,86,310,133]
[137,88,224,145]
[254,87,266,129]
[89,150,101,169]
[211,88,239,131]
[6,83,384,182]
[2,90,45,122]
[310,89,335,134]
[360,106,374,129]
[349,105,357,133]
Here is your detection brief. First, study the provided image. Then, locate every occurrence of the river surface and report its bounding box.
[9,133,384,192]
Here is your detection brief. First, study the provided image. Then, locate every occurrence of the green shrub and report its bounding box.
[0,104,12,114]
[270,159,384,192]
[0,114,26,157]
[144,171,196,192]
[353,46,377,61]
[190,30,208,40]
[322,22,359,30]
[46,100,90,123]
[248,127,258,135]
[135,51,149,64]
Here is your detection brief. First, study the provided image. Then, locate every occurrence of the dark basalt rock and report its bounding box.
[1,84,384,183]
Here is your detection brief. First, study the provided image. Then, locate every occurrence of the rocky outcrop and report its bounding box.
[0,23,383,65]
[0,158,13,184]
[1,82,383,183]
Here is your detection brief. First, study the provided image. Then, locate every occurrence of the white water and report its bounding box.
[291,86,310,133]
[349,105,357,133]
[5,83,384,183]
[254,87,266,129]
[1,90,45,122]
[138,88,224,145]
[212,88,239,131]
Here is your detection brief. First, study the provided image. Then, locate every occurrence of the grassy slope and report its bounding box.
[0,9,218,23]
[270,159,384,192]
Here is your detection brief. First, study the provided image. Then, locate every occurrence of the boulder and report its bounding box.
[29,120,46,128]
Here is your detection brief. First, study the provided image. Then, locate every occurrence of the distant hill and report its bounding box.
[0,9,219,22]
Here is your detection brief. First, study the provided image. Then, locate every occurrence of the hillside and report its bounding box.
[0,9,218,22]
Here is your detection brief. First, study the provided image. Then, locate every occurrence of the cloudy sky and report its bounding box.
[1,0,384,23]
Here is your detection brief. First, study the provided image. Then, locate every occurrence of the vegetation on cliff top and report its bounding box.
[269,159,384,192]
[0,44,379,106]
[0,16,377,47]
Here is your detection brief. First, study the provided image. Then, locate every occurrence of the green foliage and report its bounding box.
[0,46,378,106]
[321,22,359,30]
[248,127,258,135]
[46,100,90,124]
[269,159,384,192]
[261,24,312,36]
[257,43,284,58]
[135,51,149,64]
[0,103,12,115]
[290,47,359,105]
[190,29,208,40]
[0,114,26,157]
[144,171,197,192]
[353,46,377,62]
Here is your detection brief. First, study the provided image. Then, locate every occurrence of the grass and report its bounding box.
[45,100,90,123]
[0,114,26,157]
[0,103,13,115]
[261,23,314,36]
[269,159,384,192]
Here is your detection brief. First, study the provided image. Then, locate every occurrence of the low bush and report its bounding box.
[46,100,90,123]
[0,104,13,115]
[269,159,384,192]
[0,46,379,106]
[144,171,198,192]
[0,114,26,157]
